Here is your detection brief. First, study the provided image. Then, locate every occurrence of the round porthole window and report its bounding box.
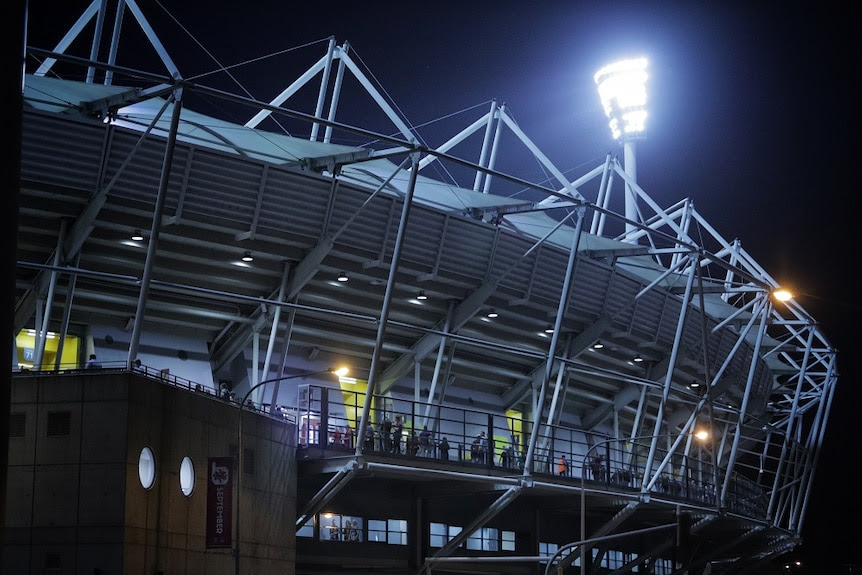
[179,456,195,496]
[138,447,156,489]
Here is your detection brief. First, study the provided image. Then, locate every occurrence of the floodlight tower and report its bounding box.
[594,57,649,240]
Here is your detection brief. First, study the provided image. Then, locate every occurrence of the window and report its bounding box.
[297,517,314,538]
[433,526,514,552]
[138,447,156,489]
[323,515,343,541]
[501,530,515,551]
[430,523,447,548]
[387,519,407,545]
[10,413,25,437]
[606,549,624,569]
[539,541,558,557]
[47,411,71,436]
[319,514,364,542]
[430,523,473,549]
[342,516,363,542]
[467,527,499,551]
[179,456,195,496]
[368,518,407,545]
[540,542,575,564]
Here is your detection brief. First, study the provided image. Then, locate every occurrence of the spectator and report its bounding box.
[407,430,420,456]
[85,354,102,369]
[379,416,392,452]
[419,425,433,457]
[471,431,487,463]
[589,454,607,481]
[391,416,404,453]
[364,422,375,452]
[558,454,569,476]
[219,382,231,401]
[439,437,450,461]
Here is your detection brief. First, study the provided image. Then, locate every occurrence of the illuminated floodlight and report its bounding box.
[594,57,649,140]
[773,288,793,302]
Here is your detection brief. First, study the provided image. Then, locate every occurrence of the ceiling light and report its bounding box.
[690,380,701,388]
[633,354,644,363]
[241,251,254,262]
[417,291,427,300]
[486,309,498,318]
[693,428,710,441]
[131,230,144,241]
[593,341,604,349]
[544,325,554,334]
[337,271,349,282]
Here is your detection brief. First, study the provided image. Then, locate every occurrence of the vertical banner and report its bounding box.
[206,457,234,548]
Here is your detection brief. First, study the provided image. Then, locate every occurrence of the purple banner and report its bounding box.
[206,457,234,548]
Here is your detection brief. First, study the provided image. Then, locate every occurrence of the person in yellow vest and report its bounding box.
[558,454,569,476]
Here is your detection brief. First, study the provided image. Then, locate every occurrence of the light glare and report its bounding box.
[595,57,649,140]
[773,289,793,302]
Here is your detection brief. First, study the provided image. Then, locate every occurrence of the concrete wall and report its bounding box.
[4,371,297,575]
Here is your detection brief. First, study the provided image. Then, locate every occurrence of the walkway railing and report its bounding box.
[292,384,767,519]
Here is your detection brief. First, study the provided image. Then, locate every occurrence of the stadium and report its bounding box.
[9,3,837,574]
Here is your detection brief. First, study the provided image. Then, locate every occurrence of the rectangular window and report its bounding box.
[448,525,462,547]
[10,412,25,437]
[607,549,623,568]
[297,517,314,538]
[368,519,387,543]
[322,515,343,541]
[501,530,515,551]
[46,411,71,436]
[430,522,447,548]
[388,519,407,545]
[343,515,363,542]
[654,557,672,574]
[467,527,498,551]
[367,518,407,545]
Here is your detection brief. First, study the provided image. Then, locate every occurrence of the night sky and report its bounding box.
[21,1,860,571]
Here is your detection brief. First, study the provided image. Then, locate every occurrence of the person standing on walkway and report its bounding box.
[558,454,569,476]
[419,425,433,457]
[391,416,404,454]
[439,436,450,461]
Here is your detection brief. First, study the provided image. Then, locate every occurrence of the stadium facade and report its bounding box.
[9,3,837,574]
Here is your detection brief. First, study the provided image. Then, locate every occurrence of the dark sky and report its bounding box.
[23,1,860,570]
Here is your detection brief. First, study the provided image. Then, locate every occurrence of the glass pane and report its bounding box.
[138,447,156,489]
[368,519,386,542]
[502,530,515,551]
[343,515,363,542]
[179,456,195,496]
[323,515,342,541]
